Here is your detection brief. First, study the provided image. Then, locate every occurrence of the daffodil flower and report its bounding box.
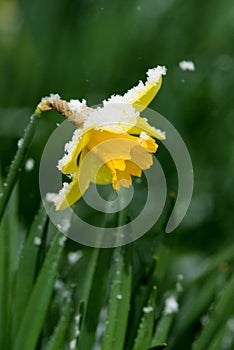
[44,66,167,210]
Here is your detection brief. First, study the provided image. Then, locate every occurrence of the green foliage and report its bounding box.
[133,286,157,350]
[101,246,132,350]
[0,166,234,349]
[0,0,234,349]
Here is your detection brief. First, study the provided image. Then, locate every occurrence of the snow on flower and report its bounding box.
[44,66,167,210]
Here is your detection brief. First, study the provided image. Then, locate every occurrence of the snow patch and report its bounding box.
[68,99,87,113]
[34,236,42,246]
[59,235,67,247]
[17,138,23,148]
[116,294,123,300]
[147,65,167,84]
[41,93,61,104]
[46,182,70,207]
[143,306,154,313]
[164,295,179,315]
[179,60,195,71]
[68,251,83,265]
[25,158,35,171]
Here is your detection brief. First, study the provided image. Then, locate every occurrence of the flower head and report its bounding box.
[44,66,167,210]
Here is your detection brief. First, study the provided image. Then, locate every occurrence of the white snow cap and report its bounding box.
[83,103,139,132]
[68,99,87,113]
[46,182,70,207]
[41,93,61,104]
[124,65,167,103]
[57,128,83,171]
[104,94,128,104]
[147,65,167,84]
[179,60,195,71]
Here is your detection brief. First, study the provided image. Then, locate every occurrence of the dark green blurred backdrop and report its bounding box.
[0,0,233,254]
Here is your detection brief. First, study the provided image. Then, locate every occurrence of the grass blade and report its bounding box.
[77,249,112,350]
[13,231,66,350]
[0,111,41,221]
[190,245,234,285]
[67,301,84,350]
[125,257,158,349]
[171,273,216,346]
[147,345,167,350]
[77,248,100,305]
[207,323,229,350]
[133,286,157,350]
[0,185,18,349]
[192,273,234,350]
[45,295,73,350]
[151,293,179,346]
[101,246,132,350]
[12,203,48,336]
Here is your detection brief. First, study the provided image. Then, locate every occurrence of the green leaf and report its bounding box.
[207,322,228,350]
[101,246,132,350]
[125,256,158,349]
[133,286,157,350]
[147,345,167,350]
[13,231,66,350]
[171,273,216,344]
[0,111,40,221]
[77,249,112,350]
[0,184,18,349]
[67,300,84,350]
[45,295,73,350]
[191,245,234,284]
[151,293,179,346]
[0,223,5,350]
[70,247,100,350]
[12,203,48,336]
[77,248,100,305]
[192,273,234,350]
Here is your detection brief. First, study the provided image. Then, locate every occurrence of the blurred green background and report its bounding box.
[0,0,233,258]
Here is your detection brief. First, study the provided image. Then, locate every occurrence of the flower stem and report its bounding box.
[0,110,41,221]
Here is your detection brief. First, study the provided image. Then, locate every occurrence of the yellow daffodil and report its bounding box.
[44,66,167,210]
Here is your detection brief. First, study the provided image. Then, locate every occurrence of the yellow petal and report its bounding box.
[88,130,137,163]
[129,116,166,140]
[137,137,158,153]
[115,171,132,190]
[111,159,126,171]
[111,160,142,190]
[61,130,92,174]
[129,77,162,112]
[130,145,154,170]
[125,160,142,177]
[111,168,131,191]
